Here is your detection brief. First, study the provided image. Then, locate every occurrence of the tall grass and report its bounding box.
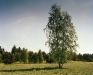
[0,61,93,75]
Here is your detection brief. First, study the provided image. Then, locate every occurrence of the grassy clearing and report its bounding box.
[0,61,93,75]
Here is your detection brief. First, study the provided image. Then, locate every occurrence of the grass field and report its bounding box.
[0,61,93,75]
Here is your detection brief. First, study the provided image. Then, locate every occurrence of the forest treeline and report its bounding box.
[0,45,93,64]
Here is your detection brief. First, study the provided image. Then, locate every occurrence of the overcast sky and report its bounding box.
[0,0,93,54]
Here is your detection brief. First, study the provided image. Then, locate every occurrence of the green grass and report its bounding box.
[0,61,93,75]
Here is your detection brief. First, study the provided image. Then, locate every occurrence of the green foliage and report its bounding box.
[17,47,21,53]
[0,46,5,54]
[81,53,93,62]
[38,49,43,63]
[15,52,21,62]
[42,51,54,63]
[11,45,17,54]
[32,52,38,63]
[69,53,93,62]
[67,50,77,61]
[0,53,2,63]
[77,53,83,61]
[2,52,14,64]
[42,51,47,60]
[21,48,28,63]
[2,45,93,65]
[11,46,22,62]
[44,4,78,68]
[72,52,77,61]
[28,51,39,63]
[28,51,34,63]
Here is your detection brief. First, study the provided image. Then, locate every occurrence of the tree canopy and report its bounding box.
[44,4,78,68]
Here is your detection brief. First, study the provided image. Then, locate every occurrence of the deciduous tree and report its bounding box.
[38,49,43,63]
[2,52,14,64]
[44,4,78,68]
[32,52,38,63]
[28,51,34,63]
[15,52,21,62]
[21,48,28,63]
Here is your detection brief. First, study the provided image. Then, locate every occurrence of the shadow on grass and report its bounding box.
[0,67,68,72]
